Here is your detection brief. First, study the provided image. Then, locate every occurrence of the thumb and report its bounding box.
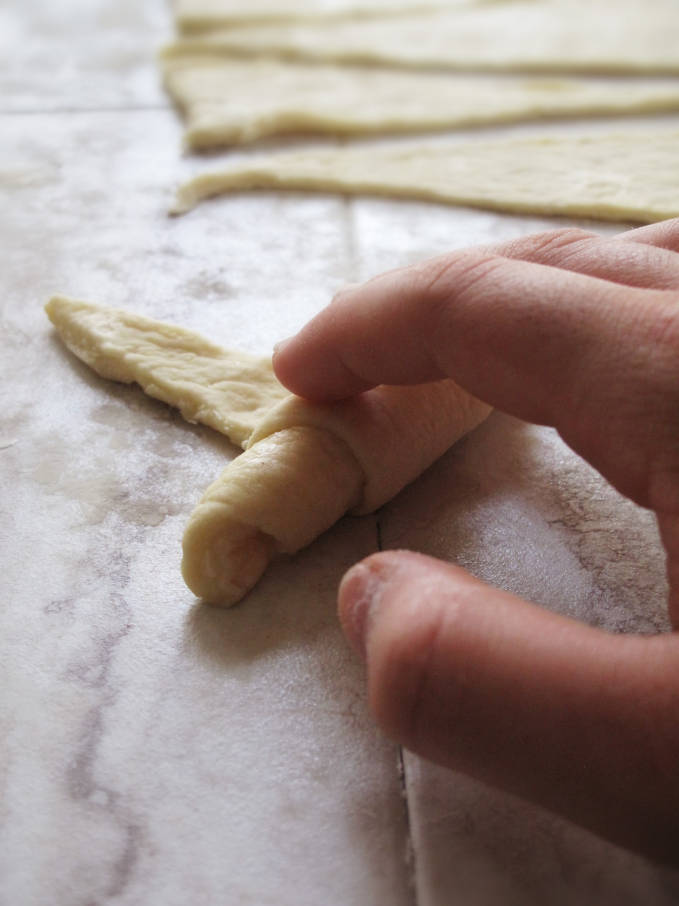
[338,550,679,864]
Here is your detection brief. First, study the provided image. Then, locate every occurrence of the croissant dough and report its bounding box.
[47,297,490,606]
[45,295,288,447]
[163,56,679,150]
[173,128,679,223]
[165,0,679,74]
[174,0,464,31]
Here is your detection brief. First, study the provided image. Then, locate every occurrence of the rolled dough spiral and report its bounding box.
[182,381,490,605]
[45,296,490,608]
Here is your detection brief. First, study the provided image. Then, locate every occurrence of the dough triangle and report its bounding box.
[164,0,679,75]
[45,295,288,449]
[163,55,679,149]
[175,0,467,31]
[173,128,679,224]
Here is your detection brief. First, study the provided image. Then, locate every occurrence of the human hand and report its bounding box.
[273,218,679,864]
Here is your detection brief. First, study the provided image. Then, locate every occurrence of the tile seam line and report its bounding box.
[377,514,419,906]
[0,104,171,117]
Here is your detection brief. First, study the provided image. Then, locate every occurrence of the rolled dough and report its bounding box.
[163,55,679,149]
[47,296,490,606]
[164,0,679,74]
[172,129,679,224]
[174,0,470,31]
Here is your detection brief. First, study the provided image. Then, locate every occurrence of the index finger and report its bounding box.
[274,249,679,510]
[274,248,671,412]
[274,219,679,405]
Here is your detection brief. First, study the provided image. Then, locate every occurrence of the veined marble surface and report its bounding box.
[2,1,679,904]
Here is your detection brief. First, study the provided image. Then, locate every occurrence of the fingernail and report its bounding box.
[338,562,385,658]
[332,282,360,302]
[273,336,293,356]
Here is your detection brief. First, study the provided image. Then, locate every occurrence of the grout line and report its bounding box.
[0,103,171,117]
[377,513,420,906]
[398,747,419,906]
[341,195,360,285]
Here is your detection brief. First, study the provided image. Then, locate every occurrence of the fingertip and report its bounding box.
[346,551,479,745]
[272,326,375,401]
[338,550,472,740]
[271,331,317,397]
[338,551,402,656]
[337,559,383,658]
[271,334,299,390]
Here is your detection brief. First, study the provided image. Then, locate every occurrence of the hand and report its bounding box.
[273,218,679,865]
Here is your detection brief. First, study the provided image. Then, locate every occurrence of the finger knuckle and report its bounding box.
[657,217,679,254]
[518,227,597,260]
[413,250,507,308]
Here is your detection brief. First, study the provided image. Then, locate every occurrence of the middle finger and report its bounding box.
[494,227,679,291]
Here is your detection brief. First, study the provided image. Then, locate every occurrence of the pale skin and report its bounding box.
[273,217,679,865]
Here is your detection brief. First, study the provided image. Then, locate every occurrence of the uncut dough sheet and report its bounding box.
[174,0,475,30]
[173,129,679,223]
[165,0,679,74]
[163,56,679,149]
[46,297,490,606]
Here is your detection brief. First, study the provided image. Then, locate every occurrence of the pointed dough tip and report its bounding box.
[169,190,196,216]
[45,294,75,324]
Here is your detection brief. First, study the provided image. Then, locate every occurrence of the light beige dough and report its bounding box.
[163,55,679,149]
[172,128,679,224]
[164,0,679,74]
[46,296,490,606]
[45,295,287,447]
[174,0,471,32]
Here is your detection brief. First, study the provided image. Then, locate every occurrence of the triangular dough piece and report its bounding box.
[165,0,679,74]
[45,295,288,448]
[174,0,470,32]
[173,129,679,224]
[164,55,679,149]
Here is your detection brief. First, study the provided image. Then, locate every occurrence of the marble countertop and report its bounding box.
[2,1,679,903]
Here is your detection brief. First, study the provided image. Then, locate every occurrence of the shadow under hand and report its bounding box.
[381,411,668,632]
[183,515,379,668]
